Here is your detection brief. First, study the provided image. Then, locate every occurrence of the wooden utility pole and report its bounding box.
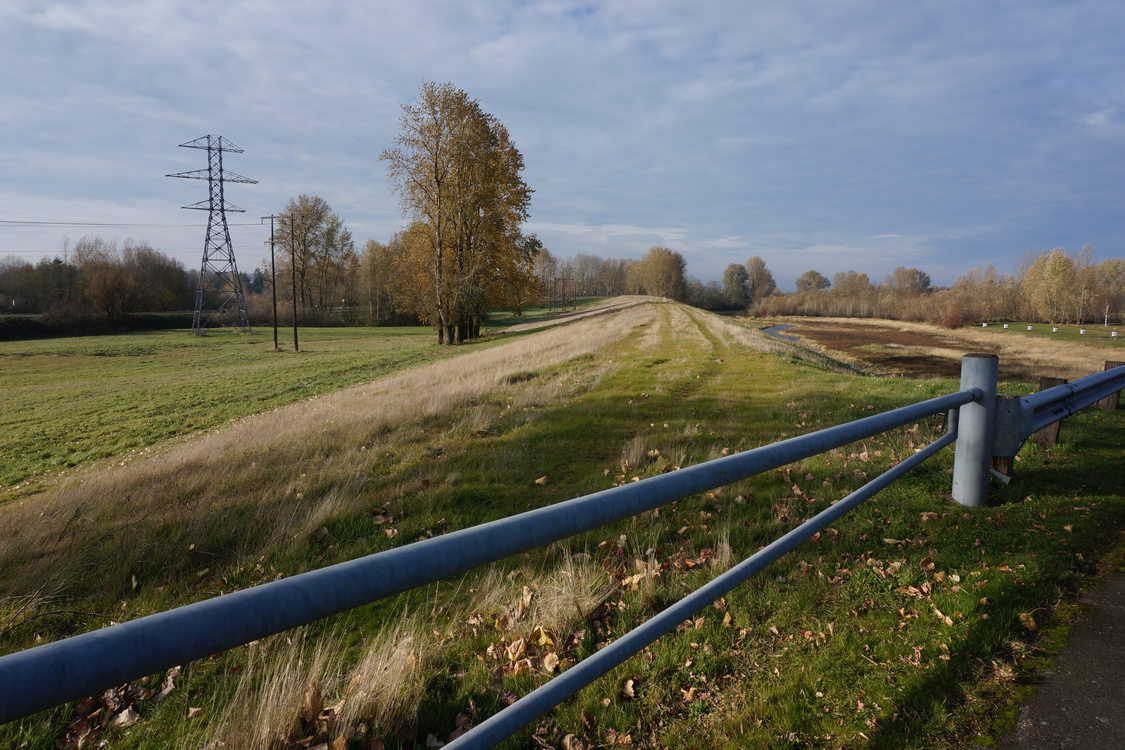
[261,215,281,352]
[288,217,299,352]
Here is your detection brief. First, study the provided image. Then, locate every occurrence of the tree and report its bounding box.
[721,263,750,308]
[885,266,932,295]
[795,269,830,293]
[121,241,191,310]
[382,81,538,343]
[1022,248,1077,323]
[744,256,776,305]
[532,246,558,294]
[276,195,355,311]
[629,246,686,300]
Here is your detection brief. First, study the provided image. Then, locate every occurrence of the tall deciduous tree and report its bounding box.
[382,81,539,343]
[1022,248,1078,323]
[885,266,932,295]
[275,194,355,312]
[744,256,776,305]
[628,246,686,300]
[721,263,750,308]
[795,269,830,292]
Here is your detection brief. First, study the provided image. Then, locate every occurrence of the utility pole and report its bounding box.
[261,215,281,351]
[288,216,299,352]
[166,135,256,334]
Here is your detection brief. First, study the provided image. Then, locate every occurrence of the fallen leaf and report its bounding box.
[535,476,549,485]
[919,557,935,571]
[300,683,323,724]
[562,734,590,750]
[506,638,527,661]
[1019,612,1038,632]
[530,625,554,649]
[542,652,560,673]
[621,678,636,700]
[110,707,139,728]
[187,706,203,719]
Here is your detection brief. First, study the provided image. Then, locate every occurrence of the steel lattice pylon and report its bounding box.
[167,135,257,334]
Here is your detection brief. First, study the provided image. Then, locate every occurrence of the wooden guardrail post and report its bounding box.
[1095,360,1124,410]
[1032,376,1067,447]
[990,394,1018,480]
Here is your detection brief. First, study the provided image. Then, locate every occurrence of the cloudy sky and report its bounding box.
[2,0,1123,288]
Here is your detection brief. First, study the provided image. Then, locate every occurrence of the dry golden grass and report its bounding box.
[207,629,341,750]
[469,552,616,640]
[335,616,434,738]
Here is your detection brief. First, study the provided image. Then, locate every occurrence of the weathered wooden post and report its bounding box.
[952,353,998,507]
[1095,361,1124,410]
[990,394,1019,480]
[1033,376,1067,446]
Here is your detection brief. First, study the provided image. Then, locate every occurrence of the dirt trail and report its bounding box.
[499,296,651,333]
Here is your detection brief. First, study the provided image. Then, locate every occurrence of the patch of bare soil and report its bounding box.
[781,318,1112,383]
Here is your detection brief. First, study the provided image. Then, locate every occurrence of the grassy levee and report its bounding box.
[0,300,1121,749]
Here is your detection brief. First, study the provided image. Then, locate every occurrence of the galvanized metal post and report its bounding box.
[952,353,998,506]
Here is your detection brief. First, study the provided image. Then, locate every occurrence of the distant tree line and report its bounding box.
[754,246,1124,326]
[0,238,196,321]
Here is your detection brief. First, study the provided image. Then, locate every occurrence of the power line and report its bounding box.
[0,220,262,227]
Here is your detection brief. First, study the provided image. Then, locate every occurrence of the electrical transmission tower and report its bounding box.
[167,135,257,334]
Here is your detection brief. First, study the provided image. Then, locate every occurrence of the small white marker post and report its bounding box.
[982,323,988,327]
[1080,329,1086,335]
[1113,331,1119,338]
[1027,325,1033,331]
[1003,323,1009,329]
[1052,327,1059,333]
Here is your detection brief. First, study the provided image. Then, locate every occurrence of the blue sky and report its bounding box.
[1,0,1123,289]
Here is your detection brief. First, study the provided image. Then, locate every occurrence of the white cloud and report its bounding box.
[2,1,1125,288]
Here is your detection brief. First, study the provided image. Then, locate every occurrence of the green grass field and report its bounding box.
[978,321,1124,349]
[0,301,1121,749]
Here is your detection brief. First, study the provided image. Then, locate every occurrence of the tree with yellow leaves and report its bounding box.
[382,82,540,343]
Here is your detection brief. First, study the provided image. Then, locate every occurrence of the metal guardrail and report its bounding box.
[1,355,1121,742]
[994,365,1125,452]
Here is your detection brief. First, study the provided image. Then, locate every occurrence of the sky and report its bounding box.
[1,0,1124,290]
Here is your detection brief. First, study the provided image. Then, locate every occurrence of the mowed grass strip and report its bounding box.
[0,300,1121,749]
[0,326,463,494]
